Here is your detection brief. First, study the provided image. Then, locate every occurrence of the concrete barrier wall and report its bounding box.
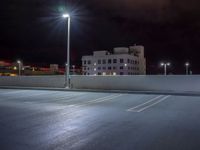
[71,75,200,92]
[0,76,65,88]
[0,75,200,92]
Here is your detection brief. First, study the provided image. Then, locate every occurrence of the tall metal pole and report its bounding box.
[18,63,21,76]
[66,17,70,88]
[164,64,167,75]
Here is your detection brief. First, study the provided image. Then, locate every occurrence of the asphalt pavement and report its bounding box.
[0,89,200,150]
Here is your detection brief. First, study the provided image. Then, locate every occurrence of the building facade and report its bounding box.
[82,45,146,75]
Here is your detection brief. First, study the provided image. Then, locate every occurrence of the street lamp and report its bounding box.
[185,62,190,75]
[17,60,21,76]
[160,62,170,75]
[63,13,71,88]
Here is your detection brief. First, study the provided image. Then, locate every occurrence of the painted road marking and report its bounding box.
[127,95,170,112]
[73,94,122,107]
[136,95,171,112]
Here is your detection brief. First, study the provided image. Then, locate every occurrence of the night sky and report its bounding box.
[1,0,200,74]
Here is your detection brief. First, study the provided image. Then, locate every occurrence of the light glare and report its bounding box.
[63,14,70,18]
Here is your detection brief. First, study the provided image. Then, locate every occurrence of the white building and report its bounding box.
[82,45,146,75]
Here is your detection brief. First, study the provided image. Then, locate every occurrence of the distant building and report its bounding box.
[82,45,146,75]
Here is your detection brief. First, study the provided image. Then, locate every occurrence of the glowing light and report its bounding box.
[103,72,106,76]
[63,14,70,18]
[113,72,117,75]
[13,66,17,70]
[185,62,190,66]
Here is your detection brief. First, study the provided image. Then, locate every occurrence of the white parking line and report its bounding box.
[127,95,170,112]
[127,95,163,111]
[67,94,123,108]
[45,93,86,102]
[136,95,171,112]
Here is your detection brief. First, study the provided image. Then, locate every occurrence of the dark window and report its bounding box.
[98,60,101,64]
[98,72,102,75]
[87,67,90,70]
[120,72,124,75]
[108,59,112,64]
[84,60,86,64]
[127,59,130,63]
[103,67,106,70]
[98,67,101,70]
[120,59,124,63]
[113,66,116,70]
[108,66,112,70]
[134,60,137,64]
[103,59,106,64]
[120,66,123,70]
[88,60,91,64]
[113,59,117,63]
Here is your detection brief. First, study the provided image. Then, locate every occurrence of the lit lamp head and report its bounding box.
[185,62,190,66]
[124,64,127,67]
[167,62,171,66]
[17,60,21,64]
[62,14,70,18]
[160,63,164,66]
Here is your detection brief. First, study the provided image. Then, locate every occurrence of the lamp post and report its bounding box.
[63,13,71,88]
[161,62,170,75]
[185,62,190,75]
[17,60,21,76]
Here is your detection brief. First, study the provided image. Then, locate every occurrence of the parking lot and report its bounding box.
[0,89,200,150]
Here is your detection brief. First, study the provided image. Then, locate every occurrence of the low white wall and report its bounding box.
[0,75,200,92]
[0,76,65,88]
[71,75,200,92]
